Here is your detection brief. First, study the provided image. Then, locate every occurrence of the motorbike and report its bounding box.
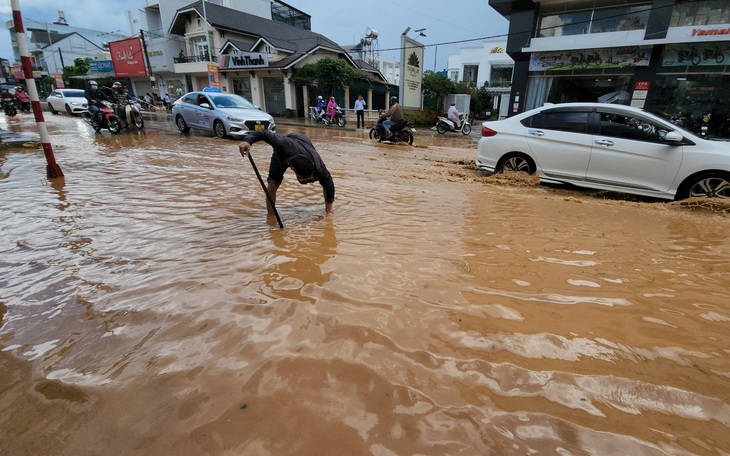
[311,106,327,124]
[3,99,17,117]
[694,113,711,138]
[83,101,121,134]
[436,113,472,135]
[369,116,415,145]
[115,100,144,130]
[322,106,346,127]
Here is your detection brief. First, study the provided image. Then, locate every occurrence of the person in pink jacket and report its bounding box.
[326,96,338,118]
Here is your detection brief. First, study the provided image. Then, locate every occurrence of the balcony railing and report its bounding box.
[174,55,216,64]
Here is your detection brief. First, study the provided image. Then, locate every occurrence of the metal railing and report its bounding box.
[173,55,216,64]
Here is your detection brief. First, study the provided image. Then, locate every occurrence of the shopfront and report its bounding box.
[496,0,730,138]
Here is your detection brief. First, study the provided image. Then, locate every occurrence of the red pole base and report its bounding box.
[47,163,64,179]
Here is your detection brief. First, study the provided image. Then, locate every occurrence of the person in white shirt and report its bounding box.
[354,95,366,129]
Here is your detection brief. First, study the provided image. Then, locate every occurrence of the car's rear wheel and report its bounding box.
[176,115,190,133]
[48,103,57,114]
[677,172,730,200]
[498,153,536,174]
[214,120,227,138]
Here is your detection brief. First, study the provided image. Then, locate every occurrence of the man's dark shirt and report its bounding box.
[84,87,110,106]
[241,130,335,203]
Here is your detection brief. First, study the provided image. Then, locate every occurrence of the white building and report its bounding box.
[446,39,514,88]
[4,11,127,77]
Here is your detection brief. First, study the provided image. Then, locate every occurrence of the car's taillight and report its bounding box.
[481,126,497,137]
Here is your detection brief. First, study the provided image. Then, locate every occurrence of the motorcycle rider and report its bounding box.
[84,80,112,127]
[315,95,325,117]
[447,102,462,129]
[326,96,339,122]
[15,87,31,111]
[381,96,405,140]
[1,88,16,106]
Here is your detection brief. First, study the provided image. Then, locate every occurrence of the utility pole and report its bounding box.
[201,0,212,61]
[139,29,152,77]
[58,47,64,68]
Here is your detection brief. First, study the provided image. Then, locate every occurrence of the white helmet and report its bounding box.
[317,95,322,100]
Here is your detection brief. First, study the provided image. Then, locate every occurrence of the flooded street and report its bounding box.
[1,113,730,455]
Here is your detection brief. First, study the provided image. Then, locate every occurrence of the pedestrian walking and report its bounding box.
[354,94,366,129]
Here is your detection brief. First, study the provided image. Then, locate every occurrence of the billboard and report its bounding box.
[218,52,269,70]
[109,38,148,77]
[529,47,652,71]
[399,35,424,109]
[207,64,220,89]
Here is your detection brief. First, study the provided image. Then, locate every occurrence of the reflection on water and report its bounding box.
[1,115,729,455]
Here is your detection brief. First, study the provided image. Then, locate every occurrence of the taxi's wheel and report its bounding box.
[214,120,227,138]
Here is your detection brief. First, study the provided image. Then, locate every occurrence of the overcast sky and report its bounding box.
[0,0,509,71]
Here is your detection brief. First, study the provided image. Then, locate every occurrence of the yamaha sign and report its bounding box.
[218,52,269,70]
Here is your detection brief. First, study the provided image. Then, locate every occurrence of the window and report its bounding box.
[191,36,209,58]
[537,2,650,37]
[597,112,670,143]
[524,110,590,134]
[463,65,479,86]
[670,0,730,26]
[490,66,513,87]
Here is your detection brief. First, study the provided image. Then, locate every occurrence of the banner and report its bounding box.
[529,47,652,71]
[399,35,424,109]
[54,73,65,89]
[109,38,148,77]
[207,64,220,89]
[662,43,727,67]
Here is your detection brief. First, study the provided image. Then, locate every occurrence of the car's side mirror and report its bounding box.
[664,131,683,143]
[199,103,211,109]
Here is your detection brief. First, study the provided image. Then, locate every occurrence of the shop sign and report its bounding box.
[662,43,726,67]
[109,38,148,77]
[529,46,652,71]
[89,60,114,72]
[218,52,269,70]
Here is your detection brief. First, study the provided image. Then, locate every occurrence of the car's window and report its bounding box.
[51,90,60,97]
[61,90,84,98]
[524,111,589,134]
[598,112,670,143]
[197,94,211,106]
[210,94,256,109]
[182,94,198,105]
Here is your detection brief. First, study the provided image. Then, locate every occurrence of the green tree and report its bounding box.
[62,57,92,77]
[422,70,455,110]
[291,57,366,99]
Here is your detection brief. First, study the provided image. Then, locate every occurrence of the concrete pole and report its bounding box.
[11,0,63,178]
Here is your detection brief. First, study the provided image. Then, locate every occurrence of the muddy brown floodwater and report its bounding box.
[1,113,730,455]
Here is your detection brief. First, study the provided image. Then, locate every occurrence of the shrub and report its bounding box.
[404,109,439,127]
[279,108,297,118]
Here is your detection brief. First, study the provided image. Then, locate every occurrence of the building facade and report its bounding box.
[491,0,730,138]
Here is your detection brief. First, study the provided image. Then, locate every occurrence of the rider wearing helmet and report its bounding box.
[381,95,404,140]
[84,80,112,126]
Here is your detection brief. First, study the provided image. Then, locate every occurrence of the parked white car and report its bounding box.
[47,89,88,115]
[476,102,730,200]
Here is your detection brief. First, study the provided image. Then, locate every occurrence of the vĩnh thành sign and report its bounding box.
[218,52,269,70]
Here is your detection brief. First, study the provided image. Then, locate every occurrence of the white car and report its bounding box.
[476,102,730,200]
[172,91,275,139]
[47,89,88,115]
